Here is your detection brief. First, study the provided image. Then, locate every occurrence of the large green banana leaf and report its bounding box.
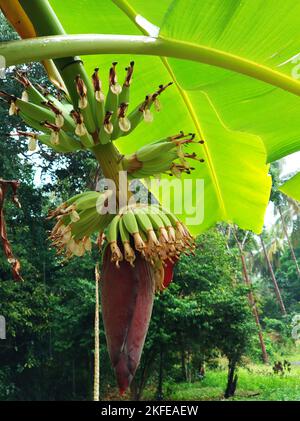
[280,173,300,202]
[7,0,300,234]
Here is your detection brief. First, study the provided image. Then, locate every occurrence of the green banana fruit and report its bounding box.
[72,213,111,240]
[71,191,102,211]
[103,62,122,140]
[70,110,94,148]
[122,209,139,234]
[15,98,56,124]
[136,142,178,162]
[43,89,74,115]
[75,75,97,134]
[19,110,51,132]
[119,217,135,267]
[120,95,151,138]
[153,207,176,243]
[15,71,47,106]
[106,214,123,267]
[132,207,153,233]
[111,102,131,140]
[37,133,76,153]
[42,100,75,132]
[109,62,134,140]
[65,207,95,227]
[133,207,160,250]
[141,207,165,231]
[135,141,177,162]
[118,61,134,105]
[65,192,91,206]
[122,210,145,252]
[92,68,105,130]
[99,111,114,144]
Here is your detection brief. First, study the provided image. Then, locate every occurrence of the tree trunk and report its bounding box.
[93,264,100,401]
[233,227,268,364]
[72,359,76,399]
[156,346,164,401]
[180,348,187,381]
[186,350,192,383]
[224,358,238,398]
[278,206,300,279]
[260,235,287,315]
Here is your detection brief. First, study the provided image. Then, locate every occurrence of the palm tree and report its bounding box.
[259,235,287,315]
[270,162,300,279]
[232,226,268,364]
[277,203,300,279]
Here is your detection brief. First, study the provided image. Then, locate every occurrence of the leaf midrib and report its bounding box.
[160,57,228,218]
[113,0,228,217]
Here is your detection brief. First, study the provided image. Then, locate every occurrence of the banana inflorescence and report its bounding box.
[104,203,195,291]
[1,65,173,153]
[3,64,199,292]
[47,191,113,259]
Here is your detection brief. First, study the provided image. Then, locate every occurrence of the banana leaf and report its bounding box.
[280,173,300,203]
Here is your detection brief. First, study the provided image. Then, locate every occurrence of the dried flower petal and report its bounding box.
[95,90,105,103]
[75,75,88,109]
[9,101,18,116]
[50,130,60,145]
[143,109,153,123]
[21,90,29,102]
[75,123,87,137]
[55,113,65,128]
[109,62,122,95]
[123,241,136,267]
[111,83,122,95]
[83,237,92,252]
[92,68,105,102]
[70,210,80,223]
[119,117,131,132]
[28,137,38,152]
[103,111,114,134]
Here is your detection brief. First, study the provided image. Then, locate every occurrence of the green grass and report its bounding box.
[164,365,300,401]
[141,352,300,401]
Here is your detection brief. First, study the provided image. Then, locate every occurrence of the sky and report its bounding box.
[280,151,300,178]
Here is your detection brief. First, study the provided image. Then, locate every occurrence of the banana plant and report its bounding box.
[1,0,300,393]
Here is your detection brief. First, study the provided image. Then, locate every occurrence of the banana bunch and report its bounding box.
[1,65,173,152]
[48,191,113,259]
[122,132,205,179]
[105,204,195,289]
[0,72,89,153]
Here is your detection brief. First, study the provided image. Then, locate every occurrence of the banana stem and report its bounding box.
[92,143,129,207]
[19,0,95,110]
